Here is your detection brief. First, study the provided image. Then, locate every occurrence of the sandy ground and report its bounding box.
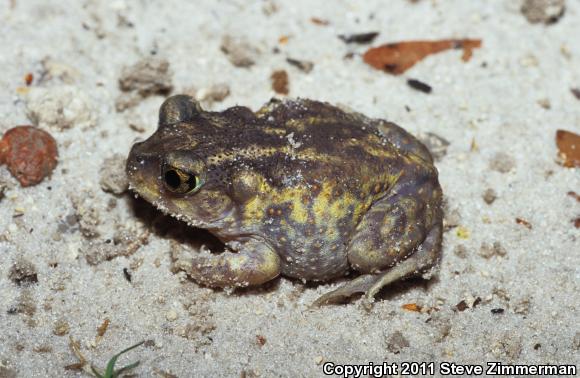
[1,0,579,377]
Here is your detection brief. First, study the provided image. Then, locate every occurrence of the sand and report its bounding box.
[0,0,579,377]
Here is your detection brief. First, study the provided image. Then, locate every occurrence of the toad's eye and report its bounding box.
[162,167,201,194]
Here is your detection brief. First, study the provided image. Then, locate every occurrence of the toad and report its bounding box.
[126,95,443,305]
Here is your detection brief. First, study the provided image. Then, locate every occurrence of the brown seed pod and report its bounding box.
[0,125,58,186]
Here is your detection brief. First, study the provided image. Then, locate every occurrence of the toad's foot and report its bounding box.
[312,223,441,307]
[310,274,378,307]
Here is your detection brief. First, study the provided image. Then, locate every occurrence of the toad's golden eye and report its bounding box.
[162,167,201,194]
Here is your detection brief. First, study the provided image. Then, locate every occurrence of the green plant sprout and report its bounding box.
[91,341,145,378]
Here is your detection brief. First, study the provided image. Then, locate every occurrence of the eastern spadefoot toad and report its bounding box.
[126,95,443,305]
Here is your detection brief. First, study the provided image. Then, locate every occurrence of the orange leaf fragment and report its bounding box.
[24,73,33,86]
[96,318,110,337]
[363,39,482,75]
[278,35,290,45]
[515,217,532,230]
[402,303,422,312]
[310,17,329,26]
[556,129,580,168]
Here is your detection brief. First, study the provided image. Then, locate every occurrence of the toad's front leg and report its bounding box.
[177,239,281,288]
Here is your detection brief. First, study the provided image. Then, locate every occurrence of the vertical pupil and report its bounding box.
[164,170,181,189]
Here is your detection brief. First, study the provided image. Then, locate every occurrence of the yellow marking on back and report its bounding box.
[289,195,309,224]
[261,127,287,136]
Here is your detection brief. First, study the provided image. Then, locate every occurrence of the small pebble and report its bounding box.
[166,310,179,321]
[407,78,432,94]
[537,98,551,109]
[221,35,259,67]
[489,152,515,173]
[99,154,130,194]
[262,0,278,15]
[514,299,531,315]
[385,331,409,354]
[119,57,173,96]
[489,332,522,360]
[53,319,70,336]
[271,70,289,95]
[482,188,497,204]
[573,332,580,350]
[479,242,503,259]
[521,0,565,24]
[25,86,96,130]
[453,244,468,259]
[479,242,495,259]
[0,126,58,187]
[8,258,38,286]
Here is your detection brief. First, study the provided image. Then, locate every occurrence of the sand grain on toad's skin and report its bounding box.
[126,95,443,305]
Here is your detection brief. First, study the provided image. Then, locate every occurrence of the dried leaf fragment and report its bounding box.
[256,335,267,346]
[311,17,329,26]
[286,58,314,73]
[338,32,379,44]
[65,337,88,372]
[278,35,290,45]
[515,217,533,230]
[96,318,110,337]
[25,73,33,86]
[556,129,580,168]
[271,70,289,95]
[363,39,482,75]
[402,303,422,312]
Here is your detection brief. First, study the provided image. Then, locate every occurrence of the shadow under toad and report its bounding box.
[127,195,282,297]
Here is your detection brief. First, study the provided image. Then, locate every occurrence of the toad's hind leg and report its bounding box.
[312,174,442,306]
[312,222,442,307]
[364,221,442,301]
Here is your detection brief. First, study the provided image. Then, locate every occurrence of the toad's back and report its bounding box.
[223,99,434,280]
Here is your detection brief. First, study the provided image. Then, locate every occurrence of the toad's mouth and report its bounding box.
[129,193,234,255]
[186,227,229,255]
[160,211,234,254]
